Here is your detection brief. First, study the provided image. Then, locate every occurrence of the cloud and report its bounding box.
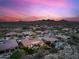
[0,7,42,21]
[0,7,29,17]
[0,0,76,21]
[12,0,72,8]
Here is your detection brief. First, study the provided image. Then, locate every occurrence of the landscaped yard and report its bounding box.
[10,50,24,59]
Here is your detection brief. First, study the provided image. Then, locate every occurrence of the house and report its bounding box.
[5,32,17,36]
[5,32,18,40]
[62,28,70,31]
[41,36,58,43]
[20,38,44,48]
[54,41,65,49]
[56,34,70,40]
[0,40,18,53]
[22,31,35,36]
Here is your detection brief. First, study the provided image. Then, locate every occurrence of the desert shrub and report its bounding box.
[22,47,37,55]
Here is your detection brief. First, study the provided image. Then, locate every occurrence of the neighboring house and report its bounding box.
[20,38,44,48]
[5,32,17,36]
[5,32,18,40]
[56,34,70,40]
[41,36,58,43]
[62,28,70,31]
[54,41,65,49]
[22,31,35,36]
[0,40,18,53]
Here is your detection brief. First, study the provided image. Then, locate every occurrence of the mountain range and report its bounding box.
[0,16,79,22]
[0,19,79,28]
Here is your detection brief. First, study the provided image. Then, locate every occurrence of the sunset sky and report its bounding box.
[0,0,79,21]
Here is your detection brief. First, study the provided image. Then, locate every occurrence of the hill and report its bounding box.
[0,20,79,27]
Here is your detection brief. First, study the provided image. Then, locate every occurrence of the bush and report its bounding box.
[22,47,37,55]
[10,50,23,59]
[40,45,51,50]
[71,35,79,43]
[49,48,58,53]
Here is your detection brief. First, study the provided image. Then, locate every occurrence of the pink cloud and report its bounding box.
[0,7,42,21]
[0,0,73,21]
[12,0,72,8]
[0,7,29,17]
